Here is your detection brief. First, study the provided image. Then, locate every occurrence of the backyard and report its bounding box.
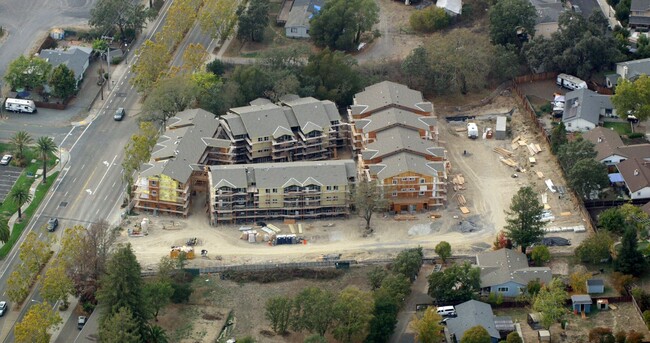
[603,121,633,136]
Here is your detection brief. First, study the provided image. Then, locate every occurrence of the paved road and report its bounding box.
[170,21,215,67]
[0,0,97,78]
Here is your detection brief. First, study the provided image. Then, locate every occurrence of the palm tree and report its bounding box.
[9,187,31,219]
[0,217,9,244]
[36,136,57,184]
[145,325,169,343]
[10,131,33,166]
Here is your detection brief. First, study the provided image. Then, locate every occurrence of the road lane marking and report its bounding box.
[112,181,116,187]
[81,164,85,169]
[94,155,118,194]
[38,232,42,238]
[72,178,77,183]
[64,191,68,197]
[59,126,76,147]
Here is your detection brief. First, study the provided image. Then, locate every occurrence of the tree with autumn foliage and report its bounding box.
[493,231,513,250]
[14,303,62,343]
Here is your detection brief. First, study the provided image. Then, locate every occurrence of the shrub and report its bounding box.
[222,268,344,283]
[170,282,193,303]
[628,132,644,139]
[410,7,451,33]
[644,310,650,330]
[110,56,123,65]
[611,272,635,293]
[540,103,552,114]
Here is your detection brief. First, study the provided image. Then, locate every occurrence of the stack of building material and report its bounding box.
[493,147,513,158]
[289,224,296,234]
[298,224,304,234]
[267,224,282,233]
[452,174,466,191]
[240,230,259,243]
[499,157,519,168]
[527,143,542,156]
[395,214,417,221]
[456,194,467,206]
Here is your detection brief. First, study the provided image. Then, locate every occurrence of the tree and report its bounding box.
[589,327,614,343]
[303,48,362,106]
[493,230,513,250]
[41,261,74,309]
[410,6,450,33]
[142,75,200,126]
[392,247,423,281]
[265,296,293,334]
[229,65,272,103]
[353,180,389,233]
[10,131,33,167]
[36,136,57,184]
[14,302,62,343]
[144,280,173,321]
[89,0,148,42]
[568,158,609,199]
[575,231,614,264]
[4,55,52,90]
[506,332,523,343]
[20,230,52,274]
[144,324,169,343]
[556,138,597,171]
[532,278,568,329]
[550,122,568,154]
[367,266,388,290]
[612,75,650,122]
[409,307,444,343]
[461,325,492,343]
[97,244,148,329]
[92,39,109,54]
[122,122,160,201]
[598,207,628,235]
[332,286,374,343]
[309,0,379,51]
[427,262,480,303]
[435,241,452,263]
[489,0,536,47]
[199,0,238,41]
[0,217,9,244]
[7,265,31,303]
[99,306,142,343]
[179,43,208,75]
[378,274,411,304]
[611,272,635,293]
[504,186,546,253]
[615,227,646,276]
[569,269,591,293]
[530,245,551,266]
[237,0,269,42]
[49,64,77,99]
[292,287,336,336]
[9,186,31,219]
[619,203,650,236]
[130,40,169,93]
[365,291,399,343]
[402,46,433,93]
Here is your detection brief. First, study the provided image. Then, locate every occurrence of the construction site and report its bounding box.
[122,94,589,270]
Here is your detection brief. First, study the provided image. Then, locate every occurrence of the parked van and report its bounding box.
[5,98,37,113]
[436,306,456,317]
[556,73,587,90]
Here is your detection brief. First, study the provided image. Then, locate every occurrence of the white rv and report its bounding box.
[5,98,37,113]
[556,73,587,90]
[467,122,479,139]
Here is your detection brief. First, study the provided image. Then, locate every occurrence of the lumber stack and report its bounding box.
[499,157,519,168]
[493,147,513,158]
[452,174,466,191]
[457,195,467,206]
[527,143,542,156]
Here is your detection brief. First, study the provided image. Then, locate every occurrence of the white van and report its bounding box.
[5,98,37,113]
[556,73,587,90]
[436,306,456,317]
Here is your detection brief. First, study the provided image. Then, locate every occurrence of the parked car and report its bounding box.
[114,107,125,121]
[0,301,8,316]
[0,155,12,165]
[78,316,87,329]
[47,218,59,232]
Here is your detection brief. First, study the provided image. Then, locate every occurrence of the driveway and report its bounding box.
[390,263,435,343]
[0,165,21,204]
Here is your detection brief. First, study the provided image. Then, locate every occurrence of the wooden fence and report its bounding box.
[514,72,558,84]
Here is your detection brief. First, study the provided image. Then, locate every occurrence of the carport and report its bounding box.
[0,166,22,204]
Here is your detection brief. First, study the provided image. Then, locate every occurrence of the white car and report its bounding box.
[0,155,12,165]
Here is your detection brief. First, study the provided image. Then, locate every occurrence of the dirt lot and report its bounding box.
[156,266,374,342]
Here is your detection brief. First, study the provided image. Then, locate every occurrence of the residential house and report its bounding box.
[616,158,650,199]
[208,160,356,224]
[477,248,552,297]
[529,0,565,38]
[348,81,449,212]
[436,0,462,16]
[562,89,616,132]
[38,46,91,88]
[445,300,504,343]
[630,0,650,30]
[134,109,223,217]
[216,96,347,164]
[284,0,323,38]
[606,58,650,88]
[583,127,650,167]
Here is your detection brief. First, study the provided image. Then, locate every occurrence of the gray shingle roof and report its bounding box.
[364,127,439,160]
[230,103,293,139]
[286,0,324,28]
[356,108,437,133]
[587,279,604,286]
[571,294,592,304]
[477,249,552,288]
[151,126,190,161]
[617,57,650,80]
[353,81,432,115]
[562,89,613,126]
[38,46,90,81]
[372,152,441,180]
[282,97,332,133]
[209,160,356,189]
[617,158,650,192]
[446,300,500,340]
[220,113,247,137]
[631,0,650,12]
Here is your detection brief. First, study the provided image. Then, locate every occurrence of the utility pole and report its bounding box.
[102,36,114,90]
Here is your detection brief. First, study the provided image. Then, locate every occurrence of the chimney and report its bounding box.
[598,137,603,143]
[634,169,639,176]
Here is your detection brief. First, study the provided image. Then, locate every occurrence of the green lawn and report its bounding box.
[0,172,59,259]
[603,121,632,136]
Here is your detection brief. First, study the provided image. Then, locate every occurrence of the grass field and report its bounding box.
[603,121,632,136]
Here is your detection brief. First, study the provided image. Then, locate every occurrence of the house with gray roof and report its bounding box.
[208,160,356,224]
[445,300,502,343]
[583,127,650,166]
[529,0,565,38]
[38,46,91,88]
[607,57,650,89]
[284,0,324,38]
[436,0,462,16]
[630,0,650,29]
[616,157,650,200]
[562,89,615,132]
[477,249,552,297]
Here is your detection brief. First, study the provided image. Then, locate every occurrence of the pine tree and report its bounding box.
[615,227,647,276]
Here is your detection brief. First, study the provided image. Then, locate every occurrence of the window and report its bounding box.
[272,188,278,193]
[332,196,338,201]
[264,137,269,141]
[151,190,157,196]
[290,27,298,33]
[392,178,398,185]
[419,191,425,196]
[326,186,332,191]
[257,137,264,142]
[409,177,416,181]
[333,186,338,190]
[402,177,408,181]
[392,192,397,197]
[272,199,278,203]
[150,180,157,186]
[497,287,508,292]
[567,123,572,127]
[265,200,270,205]
[420,178,426,184]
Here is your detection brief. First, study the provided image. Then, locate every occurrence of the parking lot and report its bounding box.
[0,165,21,204]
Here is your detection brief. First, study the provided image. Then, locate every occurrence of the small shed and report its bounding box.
[587,279,605,294]
[571,294,592,314]
[528,312,543,330]
[538,329,551,342]
[495,116,507,140]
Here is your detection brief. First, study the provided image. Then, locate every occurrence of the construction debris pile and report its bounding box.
[408,221,443,236]
[238,224,306,246]
[452,215,487,233]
